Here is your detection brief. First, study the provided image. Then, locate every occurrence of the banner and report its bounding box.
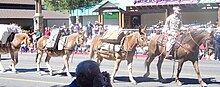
[133,0,199,5]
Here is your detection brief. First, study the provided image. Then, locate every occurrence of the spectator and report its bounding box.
[34,29,42,50]
[44,27,51,38]
[98,23,105,35]
[94,21,99,35]
[214,28,220,60]
[85,21,93,38]
[35,29,42,42]
[61,23,67,29]
[68,60,111,87]
[84,36,92,52]
[69,23,75,34]
[73,23,80,33]
[51,24,57,29]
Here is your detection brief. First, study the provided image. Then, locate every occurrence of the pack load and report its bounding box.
[100,28,125,44]
[45,28,61,50]
[0,24,22,44]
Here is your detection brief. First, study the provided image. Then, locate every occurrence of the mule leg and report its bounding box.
[143,54,156,78]
[157,55,165,82]
[45,55,53,76]
[127,57,137,85]
[62,54,72,77]
[0,55,5,72]
[192,60,207,87]
[36,50,43,75]
[175,59,185,86]
[111,58,121,83]
[9,52,18,73]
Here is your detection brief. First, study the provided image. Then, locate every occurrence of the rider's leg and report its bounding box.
[165,36,175,58]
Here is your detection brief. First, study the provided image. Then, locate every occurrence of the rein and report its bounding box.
[188,30,200,47]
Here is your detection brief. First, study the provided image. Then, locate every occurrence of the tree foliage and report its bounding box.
[43,0,102,12]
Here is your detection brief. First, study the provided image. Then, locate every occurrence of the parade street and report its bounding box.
[0,53,219,87]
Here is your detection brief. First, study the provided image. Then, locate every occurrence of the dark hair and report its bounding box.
[76,60,100,87]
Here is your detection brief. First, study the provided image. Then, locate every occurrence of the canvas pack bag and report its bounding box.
[46,28,61,50]
[100,29,125,44]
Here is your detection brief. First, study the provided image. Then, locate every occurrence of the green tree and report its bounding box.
[43,0,102,12]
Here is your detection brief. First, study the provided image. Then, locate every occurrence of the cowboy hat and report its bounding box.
[173,6,181,11]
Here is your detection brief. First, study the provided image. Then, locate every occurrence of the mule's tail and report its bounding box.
[35,50,39,63]
[89,45,95,60]
[144,53,149,69]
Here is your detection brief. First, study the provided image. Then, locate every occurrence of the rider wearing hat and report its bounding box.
[164,6,183,58]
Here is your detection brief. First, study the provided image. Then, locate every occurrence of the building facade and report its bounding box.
[0,0,69,30]
[72,0,220,29]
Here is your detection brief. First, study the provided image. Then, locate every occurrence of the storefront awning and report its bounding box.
[71,6,98,16]
[92,0,127,12]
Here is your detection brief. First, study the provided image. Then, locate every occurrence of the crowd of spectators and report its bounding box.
[20,21,105,53]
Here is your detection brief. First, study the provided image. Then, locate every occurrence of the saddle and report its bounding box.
[156,33,184,51]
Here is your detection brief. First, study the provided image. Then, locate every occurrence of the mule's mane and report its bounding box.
[181,29,206,44]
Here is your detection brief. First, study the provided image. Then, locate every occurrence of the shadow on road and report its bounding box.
[177,77,220,86]
[5,68,76,77]
[114,76,172,83]
[1,57,11,60]
[114,76,220,86]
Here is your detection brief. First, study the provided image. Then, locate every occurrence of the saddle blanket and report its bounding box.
[0,24,21,44]
[100,43,121,52]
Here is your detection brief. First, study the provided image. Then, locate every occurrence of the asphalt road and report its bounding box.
[0,52,220,87]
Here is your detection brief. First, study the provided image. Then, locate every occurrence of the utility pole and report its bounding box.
[34,0,44,33]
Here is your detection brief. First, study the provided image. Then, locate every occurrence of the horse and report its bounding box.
[35,31,85,77]
[0,33,32,72]
[90,26,148,84]
[143,29,211,86]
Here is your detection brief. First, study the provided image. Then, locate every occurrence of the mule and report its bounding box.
[143,29,211,86]
[90,25,148,84]
[36,31,84,77]
[0,33,32,72]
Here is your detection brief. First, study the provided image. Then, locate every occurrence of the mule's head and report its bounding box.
[22,33,33,47]
[137,24,148,47]
[201,30,214,47]
[76,31,85,46]
[11,33,33,49]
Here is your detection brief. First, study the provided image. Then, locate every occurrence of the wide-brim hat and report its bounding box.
[173,6,181,11]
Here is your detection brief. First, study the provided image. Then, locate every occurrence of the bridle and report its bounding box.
[188,30,209,47]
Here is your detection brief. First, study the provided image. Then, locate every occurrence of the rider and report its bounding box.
[164,6,183,58]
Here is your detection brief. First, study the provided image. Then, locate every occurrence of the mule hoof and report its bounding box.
[0,70,6,73]
[12,71,17,74]
[201,82,208,87]
[175,81,182,86]
[66,72,72,78]
[49,72,53,76]
[111,79,115,83]
[143,73,150,78]
[131,81,137,85]
[37,71,42,76]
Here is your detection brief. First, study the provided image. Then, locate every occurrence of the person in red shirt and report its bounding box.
[44,27,51,38]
